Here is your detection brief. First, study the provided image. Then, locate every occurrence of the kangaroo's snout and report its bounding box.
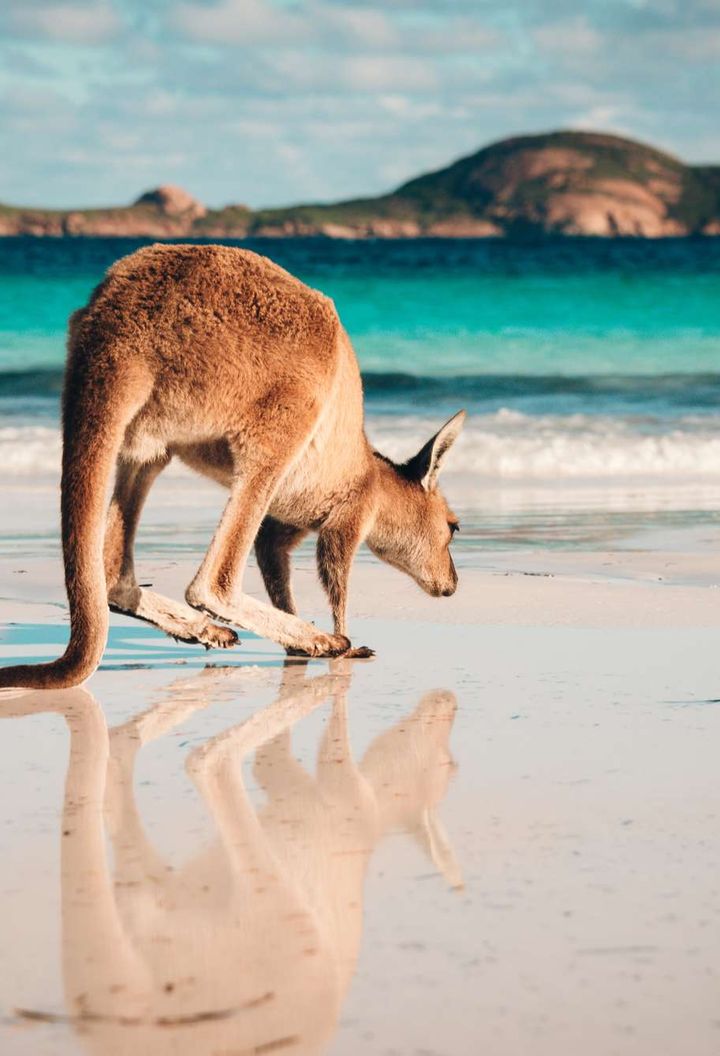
[436,574,457,598]
[424,571,457,598]
[440,557,458,597]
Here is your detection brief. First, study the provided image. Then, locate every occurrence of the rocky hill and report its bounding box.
[2,131,719,238]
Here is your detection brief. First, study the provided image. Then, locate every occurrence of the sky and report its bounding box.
[1,0,719,210]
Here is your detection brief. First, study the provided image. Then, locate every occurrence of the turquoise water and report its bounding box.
[3,269,720,378]
[2,238,720,378]
[0,236,719,491]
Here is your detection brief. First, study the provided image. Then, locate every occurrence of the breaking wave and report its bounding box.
[0,425,62,474]
[371,410,720,480]
[3,411,720,481]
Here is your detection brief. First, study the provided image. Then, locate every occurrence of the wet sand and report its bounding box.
[1,532,720,1055]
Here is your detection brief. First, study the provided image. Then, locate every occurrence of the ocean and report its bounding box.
[1,236,719,551]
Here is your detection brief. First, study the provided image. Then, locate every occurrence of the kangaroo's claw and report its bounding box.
[170,623,239,650]
[343,646,375,659]
[204,624,240,649]
[284,634,349,658]
[286,639,373,660]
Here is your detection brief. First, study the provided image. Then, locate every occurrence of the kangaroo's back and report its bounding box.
[75,242,344,383]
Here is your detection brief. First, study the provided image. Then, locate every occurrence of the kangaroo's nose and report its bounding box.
[442,561,458,597]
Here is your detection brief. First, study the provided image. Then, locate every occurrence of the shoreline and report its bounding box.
[2,469,719,593]
[2,547,720,646]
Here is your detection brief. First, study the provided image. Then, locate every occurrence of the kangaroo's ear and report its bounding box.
[401,410,466,491]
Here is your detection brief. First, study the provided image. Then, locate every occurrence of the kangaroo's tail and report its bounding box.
[0,343,149,690]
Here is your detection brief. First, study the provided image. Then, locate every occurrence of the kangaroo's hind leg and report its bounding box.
[104,457,238,650]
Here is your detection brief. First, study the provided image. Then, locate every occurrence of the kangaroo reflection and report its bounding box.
[5,662,460,1054]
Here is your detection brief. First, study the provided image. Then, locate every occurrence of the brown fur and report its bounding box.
[0,244,465,688]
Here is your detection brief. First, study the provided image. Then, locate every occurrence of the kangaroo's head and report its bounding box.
[368,411,465,597]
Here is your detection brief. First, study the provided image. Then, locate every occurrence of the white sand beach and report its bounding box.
[1,472,720,1056]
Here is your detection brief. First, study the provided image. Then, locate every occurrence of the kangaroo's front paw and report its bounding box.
[316,633,351,657]
[287,633,351,658]
[343,645,375,659]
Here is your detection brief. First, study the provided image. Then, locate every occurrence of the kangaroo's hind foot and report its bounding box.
[186,588,349,657]
[109,586,239,650]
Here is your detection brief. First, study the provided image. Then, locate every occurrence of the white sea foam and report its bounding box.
[2,411,720,482]
[369,411,720,480]
[0,425,62,474]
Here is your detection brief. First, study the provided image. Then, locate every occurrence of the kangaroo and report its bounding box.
[0,244,465,690]
[1,662,460,1054]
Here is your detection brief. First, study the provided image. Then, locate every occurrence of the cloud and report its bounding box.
[1,1,121,43]
[172,0,308,46]
[533,16,602,58]
[171,0,499,55]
